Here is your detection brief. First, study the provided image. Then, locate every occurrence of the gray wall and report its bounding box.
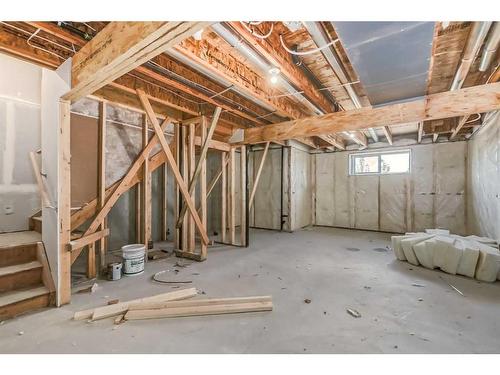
[313,142,468,234]
[467,111,500,241]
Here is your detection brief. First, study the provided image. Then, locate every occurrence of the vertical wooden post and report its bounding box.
[240,145,247,247]
[98,101,107,272]
[174,124,180,250]
[221,151,227,243]
[142,115,151,250]
[200,117,208,258]
[58,100,71,305]
[181,125,188,250]
[161,163,168,241]
[229,147,235,245]
[188,122,196,252]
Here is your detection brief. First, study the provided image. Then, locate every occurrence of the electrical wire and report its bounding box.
[465,113,481,123]
[279,33,338,56]
[240,21,274,39]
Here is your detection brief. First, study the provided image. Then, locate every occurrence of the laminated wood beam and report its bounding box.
[63,21,209,102]
[71,118,171,263]
[240,83,500,144]
[176,107,222,228]
[137,89,210,245]
[249,142,270,209]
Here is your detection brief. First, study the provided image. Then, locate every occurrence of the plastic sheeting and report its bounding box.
[313,142,467,234]
[467,111,500,241]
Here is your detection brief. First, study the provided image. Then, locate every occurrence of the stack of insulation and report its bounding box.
[391,229,500,282]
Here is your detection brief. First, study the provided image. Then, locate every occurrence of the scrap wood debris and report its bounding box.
[346,308,362,318]
[73,288,273,323]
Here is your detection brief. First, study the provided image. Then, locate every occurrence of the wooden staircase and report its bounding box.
[0,231,55,320]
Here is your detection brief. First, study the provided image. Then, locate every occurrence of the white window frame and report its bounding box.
[348,149,411,176]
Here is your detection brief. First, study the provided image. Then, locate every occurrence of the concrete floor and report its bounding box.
[1,227,500,354]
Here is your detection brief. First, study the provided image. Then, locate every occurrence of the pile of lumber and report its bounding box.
[391,229,500,282]
[73,288,273,322]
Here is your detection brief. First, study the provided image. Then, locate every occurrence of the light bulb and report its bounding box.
[270,75,278,84]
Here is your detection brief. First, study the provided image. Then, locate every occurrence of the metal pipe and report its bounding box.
[450,22,492,90]
[479,22,500,72]
[212,23,324,116]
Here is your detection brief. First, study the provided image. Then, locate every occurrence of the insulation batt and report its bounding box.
[391,229,500,282]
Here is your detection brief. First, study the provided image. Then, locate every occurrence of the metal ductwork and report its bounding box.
[303,22,379,143]
[211,23,324,116]
[479,22,500,72]
[450,22,492,90]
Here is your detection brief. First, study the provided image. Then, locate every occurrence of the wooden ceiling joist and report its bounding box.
[317,134,346,150]
[239,82,500,144]
[382,126,393,145]
[63,21,209,102]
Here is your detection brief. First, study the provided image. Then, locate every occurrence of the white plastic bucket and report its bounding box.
[121,244,146,276]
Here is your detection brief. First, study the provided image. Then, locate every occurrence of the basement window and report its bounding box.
[349,150,411,176]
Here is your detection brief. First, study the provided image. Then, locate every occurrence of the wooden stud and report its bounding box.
[240,145,247,246]
[58,100,71,305]
[221,152,227,243]
[249,142,270,209]
[87,242,96,279]
[383,126,393,145]
[229,147,236,245]
[200,117,208,258]
[417,121,424,143]
[174,125,181,250]
[142,115,151,250]
[97,101,107,271]
[175,108,222,228]
[181,125,188,250]
[188,122,195,252]
[137,89,210,245]
[29,151,51,208]
[161,163,168,241]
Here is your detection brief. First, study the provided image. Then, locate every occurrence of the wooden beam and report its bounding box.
[449,115,470,140]
[137,90,210,245]
[417,121,424,143]
[187,122,195,251]
[71,118,171,263]
[383,126,393,145]
[176,107,222,228]
[175,34,306,120]
[0,26,61,68]
[58,100,71,305]
[25,22,86,47]
[68,229,110,252]
[249,142,270,209]
[350,131,368,147]
[240,83,500,143]
[142,116,151,249]
[316,134,345,150]
[161,163,168,241]
[227,22,334,114]
[63,22,209,102]
[29,151,51,208]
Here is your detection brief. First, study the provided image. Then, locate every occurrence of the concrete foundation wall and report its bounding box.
[0,54,42,232]
[467,111,500,241]
[313,142,467,234]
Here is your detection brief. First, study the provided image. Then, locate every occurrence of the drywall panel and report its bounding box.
[0,54,42,233]
[467,111,500,241]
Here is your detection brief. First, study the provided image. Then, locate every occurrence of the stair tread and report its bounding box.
[0,261,43,277]
[0,286,49,307]
[32,217,42,222]
[0,231,41,248]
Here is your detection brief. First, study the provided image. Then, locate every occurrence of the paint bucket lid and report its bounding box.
[121,244,146,258]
